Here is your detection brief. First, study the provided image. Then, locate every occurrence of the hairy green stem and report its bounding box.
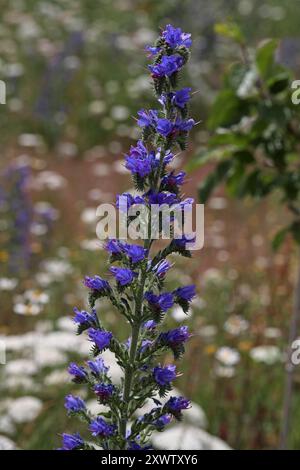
[119,239,151,447]
[119,147,166,447]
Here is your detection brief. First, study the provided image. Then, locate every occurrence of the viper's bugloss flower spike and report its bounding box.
[60,24,196,450]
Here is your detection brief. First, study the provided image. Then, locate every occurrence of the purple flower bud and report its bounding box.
[145,45,161,57]
[173,234,196,248]
[145,291,174,313]
[64,394,86,413]
[125,141,157,178]
[149,55,183,78]
[165,396,191,414]
[94,383,115,403]
[104,239,124,255]
[142,320,157,330]
[153,364,177,386]
[156,118,174,137]
[73,307,96,326]
[60,433,84,450]
[155,414,172,429]
[116,193,146,212]
[84,275,110,292]
[173,88,192,108]
[88,328,112,351]
[140,339,153,353]
[87,357,109,376]
[147,190,178,206]
[89,417,116,438]
[68,363,88,381]
[160,326,191,347]
[110,267,137,286]
[175,118,195,132]
[162,24,192,49]
[137,109,158,127]
[161,171,186,189]
[122,243,148,263]
[174,285,196,302]
[152,259,172,279]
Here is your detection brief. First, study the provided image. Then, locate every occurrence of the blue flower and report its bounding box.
[174,285,196,301]
[156,118,174,137]
[125,153,156,178]
[162,24,192,49]
[104,239,124,255]
[94,383,115,403]
[140,339,153,353]
[110,267,137,286]
[173,234,196,248]
[147,190,178,206]
[161,171,186,189]
[153,364,177,386]
[149,55,183,78]
[84,275,110,292]
[145,45,161,57]
[64,394,86,413]
[137,109,158,127]
[123,243,148,263]
[165,396,191,413]
[73,307,96,326]
[127,440,152,450]
[159,326,191,347]
[142,320,157,330]
[125,140,158,178]
[155,414,172,429]
[116,193,145,212]
[60,433,84,450]
[175,117,195,132]
[88,328,112,351]
[152,259,172,278]
[173,88,192,108]
[87,357,109,376]
[145,291,174,313]
[175,197,194,211]
[68,363,88,382]
[89,417,116,438]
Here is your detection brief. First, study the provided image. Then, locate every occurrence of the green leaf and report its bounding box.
[267,72,290,94]
[214,22,245,44]
[255,39,279,79]
[209,132,249,147]
[186,146,234,171]
[291,221,300,245]
[198,160,232,202]
[224,62,249,90]
[272,227,289,251]
[208,90,247,130]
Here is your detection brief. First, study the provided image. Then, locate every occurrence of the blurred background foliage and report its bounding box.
[1,0,300,450]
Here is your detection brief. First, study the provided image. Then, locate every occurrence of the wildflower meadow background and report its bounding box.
[1,0,300,451]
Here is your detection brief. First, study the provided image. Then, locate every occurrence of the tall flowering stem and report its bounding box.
[60,25,196,451]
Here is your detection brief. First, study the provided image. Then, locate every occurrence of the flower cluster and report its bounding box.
[59,24,196,451]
